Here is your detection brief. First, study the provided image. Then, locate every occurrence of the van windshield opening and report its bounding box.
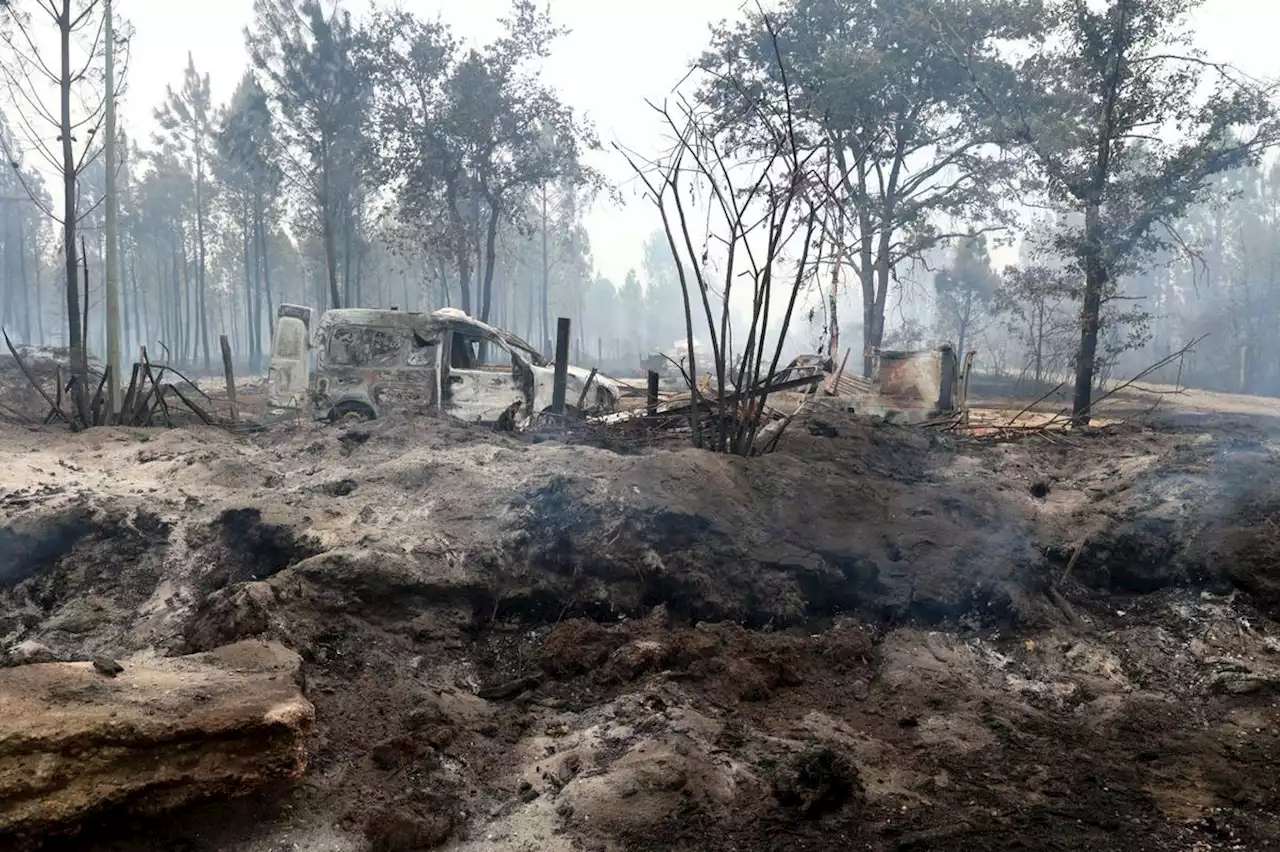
[328,327,403,367]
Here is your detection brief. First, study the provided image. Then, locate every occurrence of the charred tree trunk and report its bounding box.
[480,194,500,326]
[342,206,353,307]
[33,227,44,344]
[129,251,142,353]
[540,184,550,355]
[242,199,256,369]
[59,0,88,420]
[857,188,875,377]
[257,205,274,352]
[16,216,31,343]
[957,285,972,362]
[1072,207,1107,424]
[194,149,211,370]
[319,140,342,310]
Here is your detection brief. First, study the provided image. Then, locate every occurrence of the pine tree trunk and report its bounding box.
[177,226,190,364]
[342,208,353,307]
[156,252,168,355]
[59,0,88,420]
[319,140,343,310]
[121,245,131,355]
[33,230,44,344]
[257,209,274,348]
[130,251,142,355]
[242,199,255,367]
[540,186,550,354]
[195,150,211,370]
[957,285,972,361]
[17,216,32,342]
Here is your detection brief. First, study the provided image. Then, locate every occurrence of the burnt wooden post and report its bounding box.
[120,362,141,425]
[551,316,571,414]
[219,334,239,422]
[647,370,660,416]
[934,345,957,412]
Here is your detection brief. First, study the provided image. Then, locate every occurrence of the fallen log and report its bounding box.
[169,382,216,426]
[0,641,313,841]
[118,362,141,425]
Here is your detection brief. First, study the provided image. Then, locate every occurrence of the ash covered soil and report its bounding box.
[2,407,1280,851]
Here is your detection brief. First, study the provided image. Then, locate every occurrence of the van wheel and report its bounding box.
[328,402,376,423]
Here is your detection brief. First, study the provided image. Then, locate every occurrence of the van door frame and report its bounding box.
[437,325,531,422]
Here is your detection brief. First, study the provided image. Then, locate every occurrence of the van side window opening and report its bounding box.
[449,332,476,369]
[407,332,436,366]
[450,331,511,369]
[329,327,403,367]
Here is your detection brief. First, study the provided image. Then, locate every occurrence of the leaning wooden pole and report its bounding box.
[219,334,238,422]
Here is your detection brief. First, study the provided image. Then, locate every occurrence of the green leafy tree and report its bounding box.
[997,262,1079,386]
[247,0,367,310]
[0,0,125,420]
[0,111,51,343]
[950,0,1280,421]
[619,269,645,361]
[934,231,1000,359]
[364,2,597,331]
[154,52,215,369]
[642,229,684,353]
[216,72,282,368]
[360,10,459,304]
[700,0,1028,377]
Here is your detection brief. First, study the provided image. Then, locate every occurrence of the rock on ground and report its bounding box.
[0,640,313,841]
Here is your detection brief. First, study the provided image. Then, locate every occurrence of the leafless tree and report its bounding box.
[619,14,822,455]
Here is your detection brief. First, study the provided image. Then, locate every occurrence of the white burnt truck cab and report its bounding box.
[265,305,620,426]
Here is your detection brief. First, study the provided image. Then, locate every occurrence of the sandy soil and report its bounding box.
[2,397,1280,851]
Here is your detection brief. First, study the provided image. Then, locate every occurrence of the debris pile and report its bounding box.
[1,386,1280,850]
[598,371,824,453]
[2,333,249,431]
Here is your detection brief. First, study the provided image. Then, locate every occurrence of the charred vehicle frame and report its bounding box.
[266,306,620,426]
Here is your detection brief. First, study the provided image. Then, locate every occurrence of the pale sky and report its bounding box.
[112,0,1280,287]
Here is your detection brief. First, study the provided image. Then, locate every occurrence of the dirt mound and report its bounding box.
[3,410,1280,849]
